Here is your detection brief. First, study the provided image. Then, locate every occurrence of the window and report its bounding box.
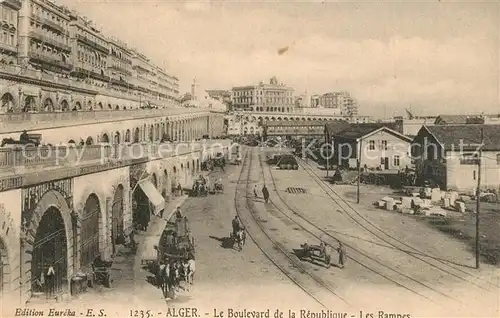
[369,140,375,150]
[460,153,479,165]
[393,155,400,166]
[381,140,388,150]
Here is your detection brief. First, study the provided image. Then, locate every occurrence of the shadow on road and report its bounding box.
[209,235,235,249]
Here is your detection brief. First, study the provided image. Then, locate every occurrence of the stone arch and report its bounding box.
[101,133,109,143]
[133,127,140,143]
[23,189,74,300]
[0,90,18,112]
[108,104,112,110]
[149,125,154,142]
[0,204,19,301]
[191,160,195,175]
[196,159,200,173]
[87,100,92,110]
[125,129,131,143]
[85,137,94,145]
[75,101,82,110]
[97,102,103,110]
[60,99,69,112]
[114,131,120,144]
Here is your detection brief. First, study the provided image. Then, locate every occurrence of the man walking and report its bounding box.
[253,185,258,198]
[337,241,346,268]
[262,185,270,203]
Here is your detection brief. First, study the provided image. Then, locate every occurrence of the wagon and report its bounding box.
[297,243,331,268]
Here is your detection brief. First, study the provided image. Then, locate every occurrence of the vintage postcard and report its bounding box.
[0,0,498,317]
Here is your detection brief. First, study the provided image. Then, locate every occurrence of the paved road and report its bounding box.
[172,157,322,312]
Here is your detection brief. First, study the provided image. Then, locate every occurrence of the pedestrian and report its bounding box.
[253,185,258,198]
[45,265,55,298]
[337,241,346,268]
[262,185,269,203]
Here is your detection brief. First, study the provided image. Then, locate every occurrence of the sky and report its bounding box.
[57,0,499,117]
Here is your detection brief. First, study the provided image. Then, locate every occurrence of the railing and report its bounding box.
[0,108,208,133]
[0,140,229,171]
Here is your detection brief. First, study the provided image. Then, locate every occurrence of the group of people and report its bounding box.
[254,184,270,203]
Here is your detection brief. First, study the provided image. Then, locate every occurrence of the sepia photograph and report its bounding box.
[0,0,498,317]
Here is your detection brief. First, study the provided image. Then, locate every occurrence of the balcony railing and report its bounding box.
[0,141,227,171]
[29,31,71,52]
[0,108,208,133]
[0,42,17,54]
[76,34,109,54]
[28,52,72,70]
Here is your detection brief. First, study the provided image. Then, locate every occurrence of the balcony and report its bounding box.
[109,65,132,77]
[28,51,72,70]
[29,31,71,52]
[76,34,109,55]
[0,42,17,54]
[3,0,21,11]
[0,108,207,134]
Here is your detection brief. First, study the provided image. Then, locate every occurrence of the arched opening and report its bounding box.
[61,100,69,112]
[149,125,154,142]
[98,102,103,110]
[101,133,109,143]
[132,180,150,231]
[1,92,15,112]
[108,104,112,110]
[163,169,169,200]
[23,96,36,112]
[171,166,178,196]
[133,128,140,143]
[85,137,93,145]
[125,129,131,143]
[81,194,100,269]
[31,207,67,297]
[111,185,124,254]
[115,105,119,110]
[196,159,200,173]
[75,102,82,110]
[191,160,195,175]
[114,131,120,144]
[87,100,92,110]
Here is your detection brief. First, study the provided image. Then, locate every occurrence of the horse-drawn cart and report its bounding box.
[297,243,331,268]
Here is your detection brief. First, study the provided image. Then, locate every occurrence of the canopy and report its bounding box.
[138,179,165,215]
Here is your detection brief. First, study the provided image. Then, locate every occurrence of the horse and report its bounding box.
[181,258,195,290]
[231,228,246,251]
[157,262,170,296]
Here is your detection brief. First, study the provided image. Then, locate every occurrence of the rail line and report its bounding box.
[257,150,464,306]
[298,156,497,291]
[233,148,349,309]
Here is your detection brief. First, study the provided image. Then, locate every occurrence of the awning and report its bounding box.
[138,180,165,215]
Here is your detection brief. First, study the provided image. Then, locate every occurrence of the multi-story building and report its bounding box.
[108,37,132,100]
[69,11,109,94]
[312,92,358,116]
[231,76,294,113]
[18,0,72,75]
[0,0,22,65]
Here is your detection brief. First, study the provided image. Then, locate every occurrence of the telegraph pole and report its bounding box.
[357,138,363,204]
[475,127,484,269]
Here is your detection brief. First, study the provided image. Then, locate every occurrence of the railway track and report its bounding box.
[233,148,349,309]
[297,157,498,292]
[256,150,468,308]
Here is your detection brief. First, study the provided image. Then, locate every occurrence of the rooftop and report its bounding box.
[422,124,500,151]
[333,123,407,141]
